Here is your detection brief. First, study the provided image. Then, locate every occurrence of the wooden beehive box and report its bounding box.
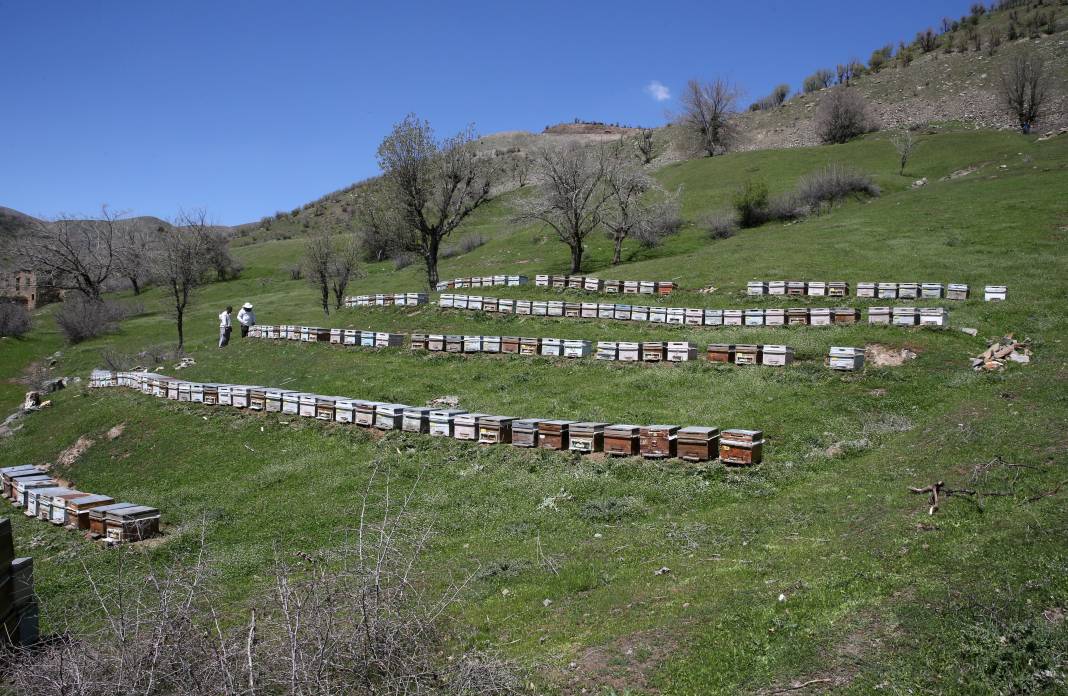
[666,308,685,325]
[502,336,520,354]
[216,385,232,406]
[613,304,632,321]
[298,394,317,418]
[919,307,947,327]
[807,281,827,297]
[747,281,767,296]
[584,277,603,292]
[568,276,584,290]
[892,307,918,326]
[604,280,622,294]
[167,381,180,400]
[704,309,723,326]
[429,409,466,437]
[374,404,406,430]
[330,329,343,344]
[232,386,251,409]
[104,505,161,544]
[498,298,515,314]
[685,308,704,326]
[316,327,331,342]
[723,309,743,326]
[868,307,891,325]
[631,304,650,322]
[343,329,358,345]
[596,341,618,361]
[810,308,832,326]
[511,419,542,447]
[764,308,785,326]
[618,342,640,362]
[604,424,640,456]
[551,275,567,289]
[282,392,301,415]
[833,308,860,325]
[877,282,898,299]
[463,335,483,353]
[35,487,78,522]
[535,274,550,287]
[984,285,1007,301]
[581,302,598,319]
[2,466,40,500]
[65,494,115,530]
[744,309,764,327]
[563,340,591,358]
[706,343,734,363]
[598,303,615,319]
[786,308,809,326]
[667,342,697,362]
[335,398,356,423]
[15,479,57,511]
[468,296,484,311]
[483,297,499,313]
[640,425,678,459]
[787,281,806,296]
[828,346,864,371]
[315,396,336,421]
[734,344,762,365]
[439,293,455,309]
[639,281,656,294]
[249,388,267,411]
[454,413,487,440]
[564,302,582,318]
[178,382,191,402]
[623,280,639,294]
[508,275,527,286]
[538,421,572,450]
[532,300,548,316]
[410,333,427,351]
[761,345,794,366]
[479,416,515,444]
[540,338,562,357]
[402,407,433,433]
[677,426,720,462]
[921,283,944,299]
[483,336,502,353]
[89,503,139,537]
[424,334,444,352]
[445,335,463,353]
[642,341,666,362]
[569,422,607,453]
[354,401,377,427]
[48,490,90,526]
[516,300,532,315]
[768,280,786,296]
[719,429,765,466]
[856,282,876,298]
[360,331,376,347]
[547,301,565,317]
[898,282,919,299]
[947,283,969,300]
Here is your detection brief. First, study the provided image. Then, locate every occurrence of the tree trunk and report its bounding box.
[320,283,330,316]
[612,235,624,266]
[176,309,184,350]
[569,243,583,274]
[129,276,141,295]
[424,236,440,291]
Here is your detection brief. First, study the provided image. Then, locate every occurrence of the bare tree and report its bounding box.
[154,209,211,350]
[369,114,496,289]
[353,182,400,262]
[602,146,681,265]
[303,232,334,315]
[815,87,875,144]
[891,130,918,175]
[202,228,243,281]
[510,152,532,187]
[513,143,612,274]
[803,69,834,94]
[998,49,1051,134]
[114,220,159,295]
[15,205,121,300]
[330,235,361,310]
[634,128,656,164]
[916,28,939,53]
[675,78,741,157]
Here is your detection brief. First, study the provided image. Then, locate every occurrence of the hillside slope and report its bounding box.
[2,129,1068,693]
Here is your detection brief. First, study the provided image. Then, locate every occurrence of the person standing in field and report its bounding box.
[237,302,256,338]
[219,305,233,347]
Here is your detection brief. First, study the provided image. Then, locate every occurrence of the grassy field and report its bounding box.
[2,129,1067,694]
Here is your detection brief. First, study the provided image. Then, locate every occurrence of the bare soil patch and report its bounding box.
[56,435,94,468]
[865,344,919,368]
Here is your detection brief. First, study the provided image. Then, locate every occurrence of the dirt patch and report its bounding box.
[865,344,918,368]
[562,627,681,694]
[56,435,94,468]
[106,423,126,440]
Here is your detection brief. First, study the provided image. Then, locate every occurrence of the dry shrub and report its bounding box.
[8,468,521,696]
[701,211,739,239]
[54,296,127,344]
[815,87,876,144]
[441,234,487,260]
[392,252,416,270]
[793,164,880,212]
[0,301,31,338]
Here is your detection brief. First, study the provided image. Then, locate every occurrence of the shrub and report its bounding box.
[793,164,881,213]
[392,252,416,270]
[440,233,487,259]
[732,179,770,228]
[55,296,127,344]
[0,301,31,338]
[287,263,303,280]
[916,28,939,52]
[815,88,875,144]
[749,84,790,111]
[579,496,644,522]
[701,211,739,239]
[803,69,833,93]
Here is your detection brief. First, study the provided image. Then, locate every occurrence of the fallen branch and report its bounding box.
[909,481,1012,514]
[1025,478,1068,504]
[772,677,833,693]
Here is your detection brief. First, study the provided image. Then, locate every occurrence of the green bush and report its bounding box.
[732,179,770,228]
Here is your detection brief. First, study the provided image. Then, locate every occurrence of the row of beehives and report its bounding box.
[343,292,429,308]
[246,326,869,370]
[1,461,159,546]
[435,274,529,290]
[1,517,37,647]
[533,275,677,295]
[90,371,766,465]
[746,281,1006,301]
[439,295,949,327]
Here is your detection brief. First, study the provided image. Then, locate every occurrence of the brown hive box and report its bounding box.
[104,505,161,543]
[479,416,515,444]
[719,429,765,466]
[483,297,499,313]
[410,333,427,351]
[89,503,139,536]
[786,308,809,326]
[640,425,679,459]
[511,419,543,447]
[604,424,641,456]
[787,281,806,296]
[677,426,720,462]
[706,344,734,363]
[454,413,488,440]
[604,280,621,294]
[569,422,607,454]
[833,308,860,325]
[64,494,115,530]
[641,341,666,362]
[427,334,444,351]
[445,335,463,352]
[520,337,540,356]
[568,276,584,290]
[2,466,40,500]
[828,281,849,297]
[315,396,337,421]
[249,388,267,411]
[502,336,520,354]
[354,401,377,427]
[551,275,567,289]
[314,328,331,342]
[537,421,572,450]
[733,344,762,365]
[657,281,676,295]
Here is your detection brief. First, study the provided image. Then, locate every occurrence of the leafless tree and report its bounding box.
[891,130,918,175]
[836,59,865,86]
[633,128,656,164]
[602,146,681,265]
[153,209,212,350]
[201,228,243,281]
[15,205,122,300]
[369,114,496,290]
[998,49,1052,134]
[303,232,335,315]
[674,78,741,157]
[329,235,362,310]
[803,69,834,94]
[513,143,613,274]
[815,87,875,144]
[510,152,532,187]
[916,28,939,53]
[353,182,400,263]
[114,220,159,295]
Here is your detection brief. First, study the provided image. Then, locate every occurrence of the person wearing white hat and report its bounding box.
[236,302,256,338]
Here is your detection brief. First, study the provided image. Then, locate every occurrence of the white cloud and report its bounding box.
[644,80,671,102]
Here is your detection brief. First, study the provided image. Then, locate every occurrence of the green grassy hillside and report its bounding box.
[2,130,1067,694]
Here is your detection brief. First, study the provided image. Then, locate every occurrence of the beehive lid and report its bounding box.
[679,426,719,437]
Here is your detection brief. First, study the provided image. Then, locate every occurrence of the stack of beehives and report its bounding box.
[436,275,528,290]
[1,517,37,646]
[972,337,1031,371]
[343,292,428,308]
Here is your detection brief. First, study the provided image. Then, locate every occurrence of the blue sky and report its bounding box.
[1,0,976,225]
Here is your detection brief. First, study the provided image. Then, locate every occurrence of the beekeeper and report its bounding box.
[218,306,233,348]
[236,302,256,338]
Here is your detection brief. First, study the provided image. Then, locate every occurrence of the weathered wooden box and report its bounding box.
[502,336,520,354]
[540,338,562,357]
[428,334,445,351]
[623,280,639,294]
[666,308,685,325]
[104,505,161,543]
[483,297,499,313]
[439,293,455,309]
[898,282,919,299]
[547,301,565,317]
[833,308,860,324]
[567,276,583,290]
[410,333,427,351]
[685,308,704,326]
[724,309,743,326]
[538,420,572,450]
[768,281,786,296]
[744,309,764,327]
[947,283,969,301]
[704,309,723,326]
[299,394,317,418]
[445,335,463,353]
[810,308,832,326]
[330,329,343,344]
[584,277,603,292]
[249,388,266,411]
[604,280,622,294]
[429,409,466,437]
[747,281,767,296]
[640,425,678,459]
[921,283,944,299]
[354,401,377,427]
[454,413,487,440]
[569,422,607,453]
[868,307,891,325]
[511,419,542,447]
[877,282,898,299]
[734,344,762,365]
[532,300,548,317]
[604,424,640,456]
[374,404,407,430]
[402,407,432,433]
[598,303,615,319]
[468,296,484,311]
[463,335,483,353]
[892,307,919,326]
[719,429,765,466]
[787,281,806,296]
[677,427,719,462]
[828,346,865,371]
[551,275,567,289]
[265,388,287,413]
[335,398,356,423]
[343,329,358,345]
[642,342,666,362]
[649,307,667,323]
[231,386,250,408]
[613,304,632,321]
[535,274,550,287]
[618,342,640,362]
[581,302,598,319]
[856,282,876,298]
[564,302,581,318]
[217,385,232,406]
[807,281,827,297]
[764,308,785,326]
[315,396,336,421]
[65,494,115,530]
[483,335,502,353]
[479,416,514,444]
[667,342,696,362]
[631,305,650,322]
[498,298,515,314]
[984,285,1007,301]
[596,341,617,361]
[919,307,947,327]
[786,308,809,326]
[516,300,532,315]
[563,340,591,358]
[282,392,300,415]
[706,343,734,363]
[762,345,794,366]
[639,281,656,295]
